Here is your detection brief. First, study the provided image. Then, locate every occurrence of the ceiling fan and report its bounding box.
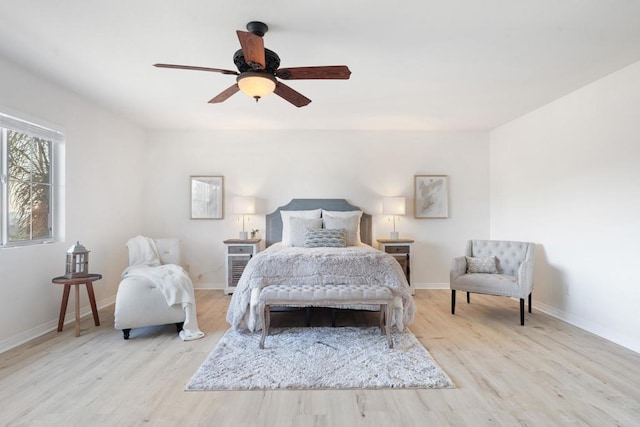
[154,21,352,107]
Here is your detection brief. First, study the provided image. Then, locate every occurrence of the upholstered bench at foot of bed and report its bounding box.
[258,284,395,349]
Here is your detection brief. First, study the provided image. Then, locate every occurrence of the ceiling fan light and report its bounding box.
[237,72,276,100]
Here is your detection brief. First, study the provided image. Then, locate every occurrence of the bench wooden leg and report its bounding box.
[266,305,271,334]
[385,303,393,349]
[260,304,270,349]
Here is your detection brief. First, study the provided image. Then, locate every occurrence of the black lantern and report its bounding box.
[65,241,90,278]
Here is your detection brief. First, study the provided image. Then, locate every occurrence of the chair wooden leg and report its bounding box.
[451,290,456,314]
[528,293,532,313]
[520,298,525,326]
[467,292,470,304]
[122,329,131,340]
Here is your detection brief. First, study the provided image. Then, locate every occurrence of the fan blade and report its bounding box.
[236,31,265,70]
[274,82,312,107]
[154,63,239,75]
[276,66,351,80]
[208,84,240,104]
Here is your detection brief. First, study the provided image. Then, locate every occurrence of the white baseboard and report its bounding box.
[413,282,449,290]
[193,282,225,290]
[0,295,116,355]
[532,300,640,354]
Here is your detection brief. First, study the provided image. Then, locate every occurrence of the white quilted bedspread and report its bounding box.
[226,244,415,332]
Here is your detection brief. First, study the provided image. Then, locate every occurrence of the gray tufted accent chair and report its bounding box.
[450,240,536,325]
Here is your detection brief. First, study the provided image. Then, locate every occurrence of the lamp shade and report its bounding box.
[237,72,276,100]
[382,197,406,215]
[233,196,256,214]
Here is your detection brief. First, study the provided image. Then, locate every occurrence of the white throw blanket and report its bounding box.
[226,244,415,332]
[123,236,204,341]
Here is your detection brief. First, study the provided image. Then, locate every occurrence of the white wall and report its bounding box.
[490,60,640,353]
[143,130,490,289]
[0,58,146,352]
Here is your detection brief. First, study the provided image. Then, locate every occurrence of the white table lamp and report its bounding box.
[233,196,256,239]
[382,197,405,239]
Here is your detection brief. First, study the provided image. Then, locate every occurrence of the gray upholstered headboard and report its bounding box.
[265,199,372,247]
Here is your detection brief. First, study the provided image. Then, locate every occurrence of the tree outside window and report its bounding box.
[7,130,52,242]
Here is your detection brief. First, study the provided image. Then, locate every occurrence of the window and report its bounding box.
[1,113,63,246]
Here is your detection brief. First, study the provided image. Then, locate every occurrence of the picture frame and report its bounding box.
[414,175,448,218]
[190,176,224,219]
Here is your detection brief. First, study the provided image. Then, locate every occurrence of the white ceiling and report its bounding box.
[1,1,640,131]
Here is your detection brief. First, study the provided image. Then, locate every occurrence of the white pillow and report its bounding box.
[322,210,363,244]
[289,217,323,247]
[280,209,322,246]
[323,214,360,246]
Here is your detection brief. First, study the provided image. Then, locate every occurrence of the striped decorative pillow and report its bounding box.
[304,228,346,248]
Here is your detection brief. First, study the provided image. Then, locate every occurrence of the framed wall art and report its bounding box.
[414,175,448,218]
[190,175,224,219]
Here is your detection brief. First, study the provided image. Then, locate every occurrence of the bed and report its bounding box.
[226,199,415,332]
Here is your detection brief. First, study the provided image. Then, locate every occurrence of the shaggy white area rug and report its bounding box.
[186,327,454,390]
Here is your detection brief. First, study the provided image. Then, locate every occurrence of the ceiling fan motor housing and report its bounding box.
[233,48,281,74]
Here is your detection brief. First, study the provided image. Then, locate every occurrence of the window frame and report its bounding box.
[0,112,63,247]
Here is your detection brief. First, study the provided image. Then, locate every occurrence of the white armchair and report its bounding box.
[114,238,186,339]
[450,240,535,325]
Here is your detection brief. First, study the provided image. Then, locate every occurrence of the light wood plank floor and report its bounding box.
[1,290,639,426]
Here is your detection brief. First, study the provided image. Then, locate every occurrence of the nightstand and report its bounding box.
[223,239,261,295]
[377,239,414,294]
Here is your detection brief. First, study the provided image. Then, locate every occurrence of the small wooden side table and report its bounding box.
[52,273,102,337]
